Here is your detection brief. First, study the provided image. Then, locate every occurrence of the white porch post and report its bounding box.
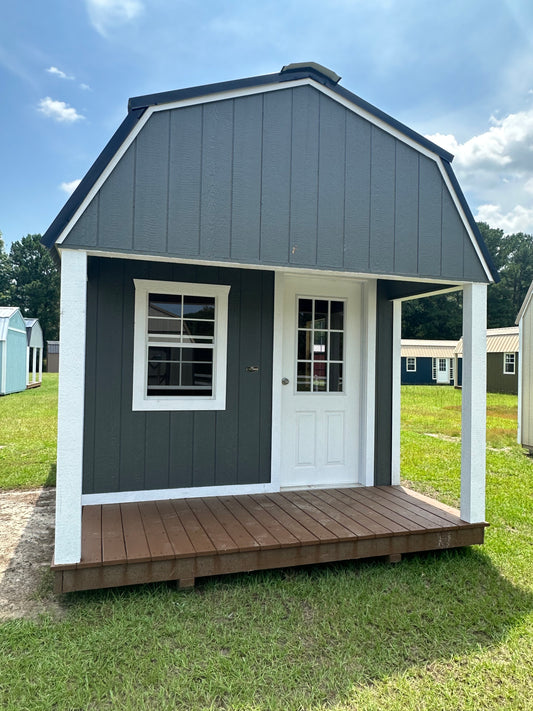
[391,299,402,485]
[55,249,87,564]
[26,347,30,386]
[461,282,487,523]
[38,347,43,383]
[32,347,37,383]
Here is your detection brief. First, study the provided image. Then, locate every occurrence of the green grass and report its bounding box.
[1,384,533,710]
[0,373,57,489]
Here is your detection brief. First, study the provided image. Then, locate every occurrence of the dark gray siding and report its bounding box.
[487,352,518,394]
[65,85,488,284]
[82,257,274,495]
[374,281,393,486]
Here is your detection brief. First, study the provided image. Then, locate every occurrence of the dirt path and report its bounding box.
[0,487,66,620]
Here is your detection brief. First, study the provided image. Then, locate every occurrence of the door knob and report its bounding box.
[281,377,289,385]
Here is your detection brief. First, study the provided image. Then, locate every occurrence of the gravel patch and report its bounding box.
[0,487,66,620]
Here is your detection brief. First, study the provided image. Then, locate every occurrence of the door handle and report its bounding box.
[281,377,289,385]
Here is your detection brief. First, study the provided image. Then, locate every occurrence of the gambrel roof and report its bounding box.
[42,62,498,284]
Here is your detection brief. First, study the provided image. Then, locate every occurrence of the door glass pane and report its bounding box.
[314,300,328,329]
[296,298,345,394]
[297,361,311,391]
[298,299,313,329]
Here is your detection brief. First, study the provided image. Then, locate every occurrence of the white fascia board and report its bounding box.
[82,247,476,288]
[53,78,493,284]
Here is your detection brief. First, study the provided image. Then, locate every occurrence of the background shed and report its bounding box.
[516,283,533,451]
[454,326,519,394]
[24,318,44,388]
[46,340,59,372]
[0,307,28,395]
[401,339,458,385]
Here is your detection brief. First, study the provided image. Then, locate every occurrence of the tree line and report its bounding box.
[401,223,533,339]
[1,223,532,344]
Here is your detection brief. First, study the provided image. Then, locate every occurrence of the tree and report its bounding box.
[0,229,13,305]
[8,234,60,341]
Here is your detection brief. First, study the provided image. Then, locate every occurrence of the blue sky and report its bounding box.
[1,0,533,249]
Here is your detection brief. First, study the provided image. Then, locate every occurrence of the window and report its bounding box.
[406,357,416,372]
[132,280,230,411]
[450,358,454,382]
[296,298,345,392]
[432,358,437,380]
[504,352,516,375]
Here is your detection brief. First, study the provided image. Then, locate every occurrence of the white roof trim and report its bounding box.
[516,280,533,324]
[52,77,494,282]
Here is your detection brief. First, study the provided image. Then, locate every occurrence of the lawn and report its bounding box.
[1,384,532,710]
[0,373,58,489]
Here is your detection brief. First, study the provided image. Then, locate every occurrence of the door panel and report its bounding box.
[280,276,361,488]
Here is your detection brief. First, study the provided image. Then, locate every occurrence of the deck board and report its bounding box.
[55,486,488,593]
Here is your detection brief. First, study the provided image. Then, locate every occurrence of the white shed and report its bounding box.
[24,318,44,388]
[516,282,533,451]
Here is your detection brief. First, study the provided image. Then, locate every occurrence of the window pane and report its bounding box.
[148,317,182,335]
[329,363,343,392]
[314,300,328,329]
[298,331,311,360]
[183,296,215,319]
[314,330,327,357]
[182,320,215,340]
[149,294,182,317]
[298,299,313,329]
[181,362,213,389]
[330,332,343,361]
[330,301,344,330]
[297,361,311,391]
[313,361,327,391]
[180,348,213,363]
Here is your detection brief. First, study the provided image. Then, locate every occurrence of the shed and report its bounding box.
[0,307,29,395]
[454,326,519,394]
[516,282,533,451]
[401,339,458,385]
[24,318,44,388]
[47,341,60,372]
[42,63,498,592]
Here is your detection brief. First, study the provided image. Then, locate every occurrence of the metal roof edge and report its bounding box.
[441,161,500,284]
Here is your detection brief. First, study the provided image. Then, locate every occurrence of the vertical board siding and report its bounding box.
[289,86,319,266]
[317,93,346,269]
[133,111,170,253]
[167,106,203,256]
[369,127,396,274]
[374,281,393,486]
[66,85,488,284]
[418,157,443,276]
[83,258,274,495]
[393,143,419,275]
[99,146,135,251]
[344,112,371,271]
[260,90,292,263]
[200,101,234,258]
[231,95,263,262]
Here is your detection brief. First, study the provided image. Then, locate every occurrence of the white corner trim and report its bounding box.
[55,249,87,565]
[518,324,523,445]
[82,481,279,506]
[360,279,377,486]
[132,279,230,411]
[391,300,402,485]
[460,283,487,523]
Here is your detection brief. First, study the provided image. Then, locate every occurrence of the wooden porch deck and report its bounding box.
[52,486,487,593]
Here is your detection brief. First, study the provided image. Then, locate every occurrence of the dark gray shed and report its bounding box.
[42,63,497,571]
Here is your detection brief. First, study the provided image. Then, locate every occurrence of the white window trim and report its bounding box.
[132,279,230,411]
[406,357,416,372]
[503,352,516,375]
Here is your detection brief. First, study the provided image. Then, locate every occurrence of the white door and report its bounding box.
[436,357,449,384]
[279,275,361,489]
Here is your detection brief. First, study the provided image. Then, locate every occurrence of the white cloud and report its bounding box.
[46,66,73,80]
[60,179,82,195]
[80,83,92,91]
[426,108,533,235]
[38,97,84,123]
[85,0,144,36]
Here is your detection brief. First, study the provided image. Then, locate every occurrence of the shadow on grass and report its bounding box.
[43,463,56,487]
[62,546,533,707]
